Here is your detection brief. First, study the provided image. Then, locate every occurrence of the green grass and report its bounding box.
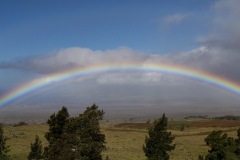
[4,124,48,160]
[3,121,240,160]
[168,120,192,130]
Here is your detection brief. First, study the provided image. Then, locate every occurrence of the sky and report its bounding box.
[1,0,240,117]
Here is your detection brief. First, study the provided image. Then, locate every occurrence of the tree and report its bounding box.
[45,106,69,142]
[235,128,240,144]
[199,130,240,160]
[28,135,43,160]
[44,106,70,160]
[143,113,175,160]
[0,125,11,160]
[64,103,106,160]
[43,104,106,160]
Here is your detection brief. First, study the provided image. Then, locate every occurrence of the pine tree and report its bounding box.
[64,103,106,160]
[199,129,240,160]
[0,125,11,160]
[45,106,69,141]
[44,106,70,160]
[43,104,106,160]
[28,135,43,160]
[143,113,175,160]
[236,128,240,144]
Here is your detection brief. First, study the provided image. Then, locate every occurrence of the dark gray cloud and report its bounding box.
[196,0,240,80]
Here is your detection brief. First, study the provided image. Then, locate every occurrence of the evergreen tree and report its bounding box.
[45,106,69,141]
[143,113,175,160]
[0,125,11,160]
[43,104,106,160]
[235,128,240,144]
[235,128,240,156]
[44,106,70,160]
[199,130,240,160]
[64,103,106,160]
[28,135,43,160]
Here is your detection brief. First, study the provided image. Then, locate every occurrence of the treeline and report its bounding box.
[214,115,240,121]
[1,104,240,160]
[185,115,240,121]
[185,115,208,119]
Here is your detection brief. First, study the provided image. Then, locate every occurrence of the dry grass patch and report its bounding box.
[2,120,240,160]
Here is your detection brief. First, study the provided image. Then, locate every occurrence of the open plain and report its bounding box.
[3,118,240,160]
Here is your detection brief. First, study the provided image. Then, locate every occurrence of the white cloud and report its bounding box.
[163,13,189,25]
[3,0,240,83]
[1,42,240,84]
[2,0,240,112]
[0,47,146,74]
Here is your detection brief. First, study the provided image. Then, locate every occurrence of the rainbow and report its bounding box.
[1,62,240,107]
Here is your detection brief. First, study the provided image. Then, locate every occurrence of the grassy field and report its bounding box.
[3,119,240,160]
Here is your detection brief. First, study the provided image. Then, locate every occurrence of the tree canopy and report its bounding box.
[0,125,11,160]
[28,135,43,160]
[199,129,240,160]
[44,106,70,160]
[43,104,105,160]
[143,113,175,160]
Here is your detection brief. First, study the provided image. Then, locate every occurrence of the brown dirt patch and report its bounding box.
[115,123,152,129]
[105,128,147,133]
[189,120,240,128]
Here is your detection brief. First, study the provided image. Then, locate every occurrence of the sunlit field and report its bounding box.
[3,119,240,160]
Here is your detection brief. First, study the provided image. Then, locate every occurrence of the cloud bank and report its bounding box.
[1,1,240,83]
[1,43,240,83]
[1,0,240,111]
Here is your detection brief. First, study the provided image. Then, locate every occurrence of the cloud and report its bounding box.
[1,0,240,113]
[200,0,240,44]
[163,13,189,25]
[1,0,240,88]
[0,47,146,74]
[196,0,240,80]
[1,43,240,86]
[4,0,240,84]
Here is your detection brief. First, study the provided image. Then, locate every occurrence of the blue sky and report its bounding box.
[1,0,240,115]
[0,0,215,60]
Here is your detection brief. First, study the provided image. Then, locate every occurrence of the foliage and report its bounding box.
[13,121,28,127]
[45,106,69,142]
[43,104,106,160]
[28,135,43,160]
[185,115,208,119]
[143,113,175,160]
[44,106,70,160]
[64,103,106,160]
[180,123,185,131]
[0,125,11,160]
[214,115,240,121]
[199,129,240,160]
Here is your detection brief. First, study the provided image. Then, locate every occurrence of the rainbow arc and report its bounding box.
[1,62,240,107]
